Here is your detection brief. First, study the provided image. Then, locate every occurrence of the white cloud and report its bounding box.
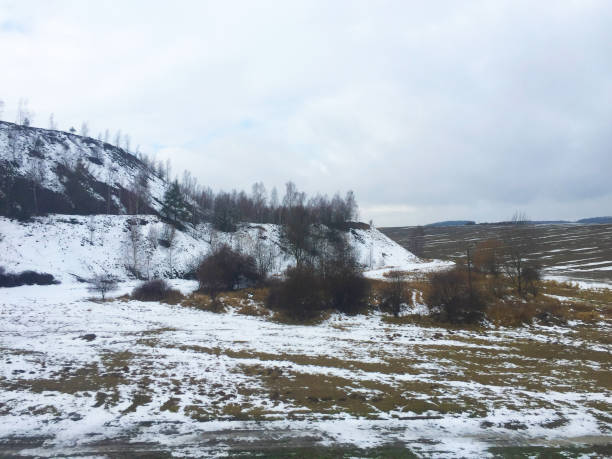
[1,0,611,225]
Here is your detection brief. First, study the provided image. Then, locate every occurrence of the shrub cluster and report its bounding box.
[196,245,261,302]
[132,279,182,303]
[379,271,409,317]
[426,267,486,323]
[266,239,369,320]
[0,266,58,287]
[266,265,326,321]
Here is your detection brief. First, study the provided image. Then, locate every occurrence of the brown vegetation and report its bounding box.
[131,279,183,304]
[196,244,261,303]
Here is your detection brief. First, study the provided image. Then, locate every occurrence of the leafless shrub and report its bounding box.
[132,279,182,303]
[426,267,486,323]
[87,274,119,300]
[380,271,409,317]
[196,244,261,303]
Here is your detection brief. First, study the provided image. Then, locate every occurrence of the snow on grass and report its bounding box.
[1,282,610,457]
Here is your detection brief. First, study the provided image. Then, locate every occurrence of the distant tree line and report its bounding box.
[159,176,359,233]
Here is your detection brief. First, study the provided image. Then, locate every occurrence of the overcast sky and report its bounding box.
[1,1,611,226]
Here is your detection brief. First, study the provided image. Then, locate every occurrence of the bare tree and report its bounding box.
[104,129,110,143]
[345,190,358,221]
[147,225,159,250]
[124,134,130,153]
[165,158,172,182]
[249,228,278,279]
[114,130,122,148]
[269,186,279,223]
[381,271,408,317]
[6,128,20,163]
[88,274,119,300]
[162,223,177,275]
[368,219,374,269]
[0,99,5,120]
[80,122,89,137]
[105,168,116,214]
[126,220,142,277]
[142,225,159,280]
[251,182,267,223]
[16,98,34,126]
[282,181,305,210]
[503,212,538,296]
[48,113,57,130]
[128,169,149,214]
[473,239,503,275]
[87,216,96,245]
[26,158,46,215]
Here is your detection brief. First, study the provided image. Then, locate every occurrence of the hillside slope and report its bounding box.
[0,121,166,217]
[0,214,449,282]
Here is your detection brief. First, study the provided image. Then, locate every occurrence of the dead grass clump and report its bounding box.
[271,308,333,325]
[487,301,537,326]
[246,365,480,418]
[182,292,226,313]
[573,310,603,322]
[236,303,267,317]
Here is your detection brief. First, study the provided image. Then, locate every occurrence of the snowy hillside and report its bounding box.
[0,214,449,282]
[0,121,451,281]
[0,121,166,216]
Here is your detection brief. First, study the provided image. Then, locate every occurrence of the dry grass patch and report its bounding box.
[182,292,226,313]
[4,350,137,409]
[181,288,271,315]
[270,309,333,325]
[242,364,483,419]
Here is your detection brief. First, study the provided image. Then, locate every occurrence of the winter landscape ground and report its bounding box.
[0,123,611,457]
[1,277,610,457]
[0,217,611,457]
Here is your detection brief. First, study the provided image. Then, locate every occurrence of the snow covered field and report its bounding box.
[1,281,610,457]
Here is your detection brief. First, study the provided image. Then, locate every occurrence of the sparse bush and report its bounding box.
[320,235,370,314]
[196,244,261,303]
[266,265,327,321]
[522,265,541,297]
[426,267,486,323]
[132,279,182,303]
[87,273,119,300]
[324,260,370,315]
[473,239,504,275]
[0,267,59,287]
[487,300,537,326]
[379,271,409,317]
[267,240,369,320]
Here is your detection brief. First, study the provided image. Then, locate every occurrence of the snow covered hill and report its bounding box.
[0,121,450,281]
[0,121,167,217]
[0,214,450,282]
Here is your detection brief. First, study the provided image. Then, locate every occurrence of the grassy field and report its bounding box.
[1,281,611,457]
[381,223,612,284]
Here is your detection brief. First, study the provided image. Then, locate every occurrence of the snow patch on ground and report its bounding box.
[1,283,609,456]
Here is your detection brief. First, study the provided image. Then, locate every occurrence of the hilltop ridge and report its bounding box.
[0,121,167,218]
